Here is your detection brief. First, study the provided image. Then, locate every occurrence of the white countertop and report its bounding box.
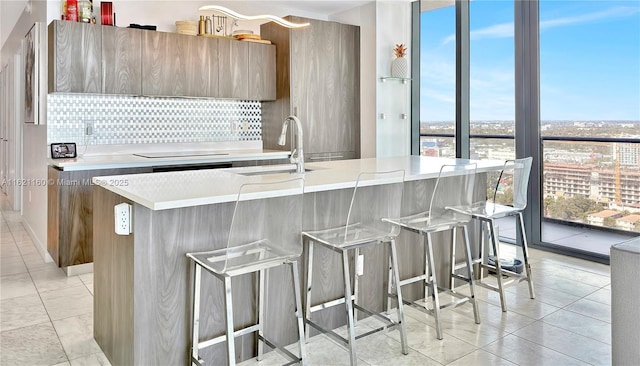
[49,149,290,171]
[93,156,506,211]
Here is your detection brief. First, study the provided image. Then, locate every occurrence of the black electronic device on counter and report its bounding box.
[50,143,77,159]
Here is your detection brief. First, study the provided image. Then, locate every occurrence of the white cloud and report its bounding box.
[441,6,640,44]
[540,6,640,29]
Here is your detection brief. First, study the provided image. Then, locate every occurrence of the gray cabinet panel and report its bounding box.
[48,21,101,93]
[142,32,215,97]
[248,43,276,101]
[261,17,360,158]
[218,39,248,99]
[102,26,142,95]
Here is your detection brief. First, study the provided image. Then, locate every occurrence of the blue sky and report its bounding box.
[420,0,640,122]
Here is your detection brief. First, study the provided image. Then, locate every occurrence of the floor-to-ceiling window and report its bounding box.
[416,0,640,261]
[469,0,515,162]
[419,2,456,157]
[539,0,640,255]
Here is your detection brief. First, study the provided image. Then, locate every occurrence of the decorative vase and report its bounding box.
[391,43,408,78]
[391,57,408,78]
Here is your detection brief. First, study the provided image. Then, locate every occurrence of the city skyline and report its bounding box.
[420,0,640,122]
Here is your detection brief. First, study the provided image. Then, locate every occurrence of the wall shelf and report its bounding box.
[380,76,412,84]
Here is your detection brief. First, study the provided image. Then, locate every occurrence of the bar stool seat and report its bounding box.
[187,178,307,366]
[303,170,408,366]
[383,163,481,340]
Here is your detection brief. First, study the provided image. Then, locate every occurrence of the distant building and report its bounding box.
[615,215,640,231]
[614,143,640,167]
[586,210,622,227]
[420,140,439,157]
[544,162,640,207]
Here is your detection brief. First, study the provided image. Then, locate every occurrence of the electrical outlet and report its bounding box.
[114,203,132,235]
[84,121,94,136]
[356,254,364,276]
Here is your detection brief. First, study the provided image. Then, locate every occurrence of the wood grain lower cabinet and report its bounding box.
[142,31,217,97]
[102,26,142,95]
[48,20,102,93]
[47,166,152,267]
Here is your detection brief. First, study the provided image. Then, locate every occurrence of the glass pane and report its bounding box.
[470,0,515,147]
[420,3,456,158]
[540,0,640,254]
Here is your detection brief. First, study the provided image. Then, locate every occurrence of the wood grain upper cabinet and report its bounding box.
[101,26,142,95]
[261,17,360,159]
[218,39,248,99]
[142,31,217,97]
[247,43,276,101]
[48,21,101,93]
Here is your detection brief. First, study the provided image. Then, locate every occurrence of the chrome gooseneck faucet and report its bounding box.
[277,116,304,173]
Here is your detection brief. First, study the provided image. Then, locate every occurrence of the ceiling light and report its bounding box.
[198,5,310,28]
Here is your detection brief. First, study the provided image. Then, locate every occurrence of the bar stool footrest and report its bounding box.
[398,274,429,287]
[403,288,474,315]
[191,356,205,366]
[258,334,303,365]
[198,324,261,350]
[309,294,356,313]
[305,303,401,350]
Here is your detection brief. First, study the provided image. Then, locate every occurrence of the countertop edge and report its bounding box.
[50,150,290,171]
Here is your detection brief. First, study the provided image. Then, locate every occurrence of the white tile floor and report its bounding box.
[0,197,613,366]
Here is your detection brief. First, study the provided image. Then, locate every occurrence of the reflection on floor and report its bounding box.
[1,196,613,365]
[496,216,636,257]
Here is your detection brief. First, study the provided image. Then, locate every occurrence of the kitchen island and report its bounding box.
[92,156,504,365]
[47,143,289,271]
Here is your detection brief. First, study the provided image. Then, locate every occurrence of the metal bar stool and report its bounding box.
[459,157,535,312]
[302,170,408,366]
[187,178,307,366]
[383,163,480,340]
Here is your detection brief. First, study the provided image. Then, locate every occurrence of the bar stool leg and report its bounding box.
[341,249,358,366]
[425,233,443,340]
[304,239,314,342]
[423,234,429,303]
[256,269,266,361]
[224,276,236,366]
[449,227,457,290]
[389,240,409,355]
[191,264,202,365]
[353,248,360,325]
[518,212,536,299]
[385,248,394,314]
[479,220,488,281]
[290,261,308,365]
[462,225,481,324]
[488,220,507,312]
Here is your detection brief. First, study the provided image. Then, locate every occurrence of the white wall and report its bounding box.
[333,1,412,158]
[376,1,412,157]
[0,0,29,54]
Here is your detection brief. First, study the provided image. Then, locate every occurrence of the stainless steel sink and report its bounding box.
[237,168,315,176]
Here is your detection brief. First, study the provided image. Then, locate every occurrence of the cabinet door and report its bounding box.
[218,39,248,99]
[102,26,142,95]
[48,21,101,93]
[291,18,359,156]
[247,43,276,101]
[142,32,216,97]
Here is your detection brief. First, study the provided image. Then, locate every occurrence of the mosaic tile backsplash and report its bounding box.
[47,94,262,145]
